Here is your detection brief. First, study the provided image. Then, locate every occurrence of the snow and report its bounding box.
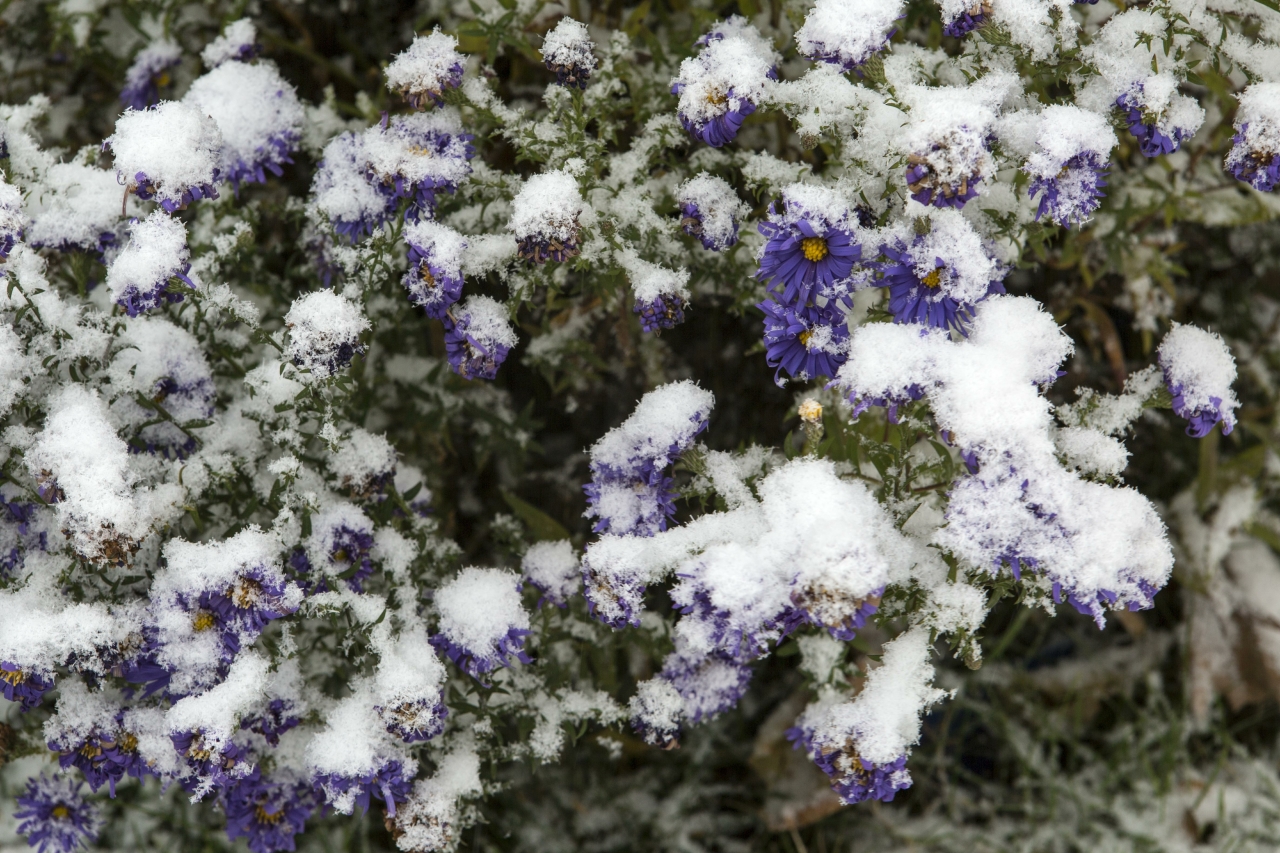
[26,162,133,251]
[673,17,778,127]
[589,380,714,475]
[509,170,584,241]
[183,60,303,180]
[384,28,464,102]
[201,18,257,68]
[541,18,597,73]
[521,540,580,604]
[434,567,530,656]
[284,289,370,378]
[329,428,397,493]
[404,218,468,278]
[795,0,902,69]
[1158,323,1239,430]
[105,210,192,305]
[455,295,517,350]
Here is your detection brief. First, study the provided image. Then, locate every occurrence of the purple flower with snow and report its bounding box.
[672,17,777,148]
[311,132,395,243]
[222,774,315,853]
[787,584,883,642]
[583,380,713,539]
[677,173,745,251]
[430,567,532,682]
[510,170,584,265]
[760,299,849,385]
[628,678,684,748]
[794,0,898,71]
[0,177,21,259]
[635,650,752,737]
[14,775,103,853]
[1115,87,1202,158]
[171,728,253,793]
[627,254,690,334]
[1157,323,1239,438]
[521,540,581,608]
[787,722,911,803]
[183,564,300,661]
[2,660,53,709]
[49,717,150,797]
[906,127,990,209]
[876,213,1005,333]
[105,212,198,317]
[201,19,260,68]
[120,41,181,110]
[541,18,597,88]
[385,29,465,109]
[942,0,991,37]
[402,220,467,320]
[106,101,223,213]
[240,699,301,747]
[1029,152,1109,227]
[377,698,449,744]
[183,61,304,193]
[314,759,414,817]
[110,317,215,459]
[757,186,862,307]
[284,290,370,379]
[306,504,377,593]
[634,293,687,333]
[582,567,647,629]
[1225,85,1280,193]
[443,295,517,381]
[363,110,475,220]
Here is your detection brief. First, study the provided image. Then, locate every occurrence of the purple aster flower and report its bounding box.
[117,632,176,699]
[430,627,532,683]
[845,384,925,423]
[541,19,597,89]
[795,0,897,72]
[314,759,414,817]
[14,775,103,853]
[1029,151,1109,227]
[1116,90,1191,158]
[673,84,758,148]
[786,584,883,641]
[431,567,532,683]
[876,227,1005,333]
[583,475,678,537]
[363,112,475,221]
[376,697,449,743]
[756,193,862,307]
[1054,579,1158,625]
[443,295,516,381]
[120,41,181,110]
[49,717,151,797]
[171,728,253,793]
[201,20,261,68]
[384,30,465,110]
[676,174,745,252]
[521,540,581,609]
[942,0,992,37]
[402,220,466,320]
[787,722,911,804]
[633,293,687,334]
[1225,90,1280,192]
[510,170,584,265]
[310,132,395,243]
[760,299,849,385]
[284,290,370,379]
[222,773,315,853]
[906,129,989,209]
[106,212,198,317]
[1158,323,1239,438]
[672,20,777,149]
[1227,125,1280,192]
[326,523,376,592]
[182,566,300,662]
[0,180,21,260]
[240,699,301,747]
[582,567,647,629]
[654,650,753,724]
[671,583,786,663]
[2,661,54,710]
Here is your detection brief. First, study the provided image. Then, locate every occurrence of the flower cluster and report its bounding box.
[672,17,777,148]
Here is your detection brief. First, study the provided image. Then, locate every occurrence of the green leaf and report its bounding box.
[501,490,571,542]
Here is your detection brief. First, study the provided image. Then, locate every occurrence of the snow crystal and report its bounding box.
[384,29,465,108]
[521,540,580,606]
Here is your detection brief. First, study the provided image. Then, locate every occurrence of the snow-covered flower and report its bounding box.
[2,660,54,709]
[671,17,777,148]
[109,317,215,458]
[676,173,746,251]
[104,212,197,316]
[0,176,22,258]
[941,0,992,37]
[284,290,370,379]
[310,132,394,243]
[443,295,517,381]
[303,504,376,592]
[509,170,584,265]
[1157,323,1239,438]
[14,775,103,853]
[1225,83,1280,193]
[795,0,901,70]
[624,253,690,334]
[120,40,181,110]
[106,101,223,212]
[402,219,467,319]
[385,29,465,109]
[329,429,397,498]
[875,212,1005,332]
[25,163,129,255]
[375,629,449,742]
[362,110,474,219]
[183,60,304,192]
[541,18,597,88]
[430,567,532,681]
[1115,84,1203,158]
[906,125,990,209]
[521,540,581,608]
[1024,106,1116,228]
[201,19,259,68]
[49,714,150,797]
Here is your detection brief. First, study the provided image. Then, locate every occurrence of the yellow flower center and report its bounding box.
[154,71,172,88]
[255,804,286,825]
[921,268,943,288]
[705,90,728,107]
[798,330,813,347]
[192,611,217,632]
[1,668,27,686]
[119,733,139,752]
[51,805,71,820]
[801,237,829,262]
[232,578,262,609]
[420,266,437,289]
[332,548,349,564]
[79,743,103,759]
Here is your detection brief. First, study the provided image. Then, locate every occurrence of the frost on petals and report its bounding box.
[1157,324,1239,438]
